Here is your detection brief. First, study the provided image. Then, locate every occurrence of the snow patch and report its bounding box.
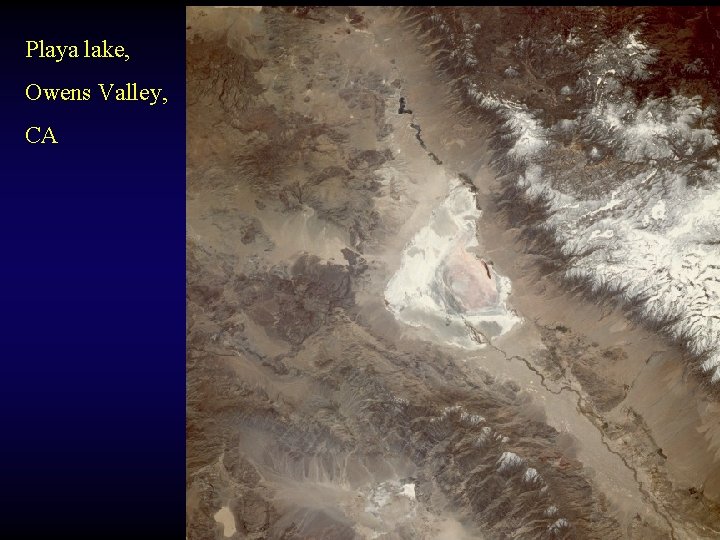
[497,451,525,473]
[523,467,543,485]
[549,518,570,534]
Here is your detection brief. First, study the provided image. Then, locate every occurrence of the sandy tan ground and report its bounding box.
[186,6,720,539]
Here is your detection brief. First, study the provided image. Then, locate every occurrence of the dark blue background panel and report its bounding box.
[0,6,185,537]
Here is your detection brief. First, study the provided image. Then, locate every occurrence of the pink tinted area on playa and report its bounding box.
[443,242,498,312]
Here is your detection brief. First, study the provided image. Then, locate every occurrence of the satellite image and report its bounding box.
[186,6,720,538]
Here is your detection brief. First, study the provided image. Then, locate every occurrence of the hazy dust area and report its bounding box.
[187,6,720,539]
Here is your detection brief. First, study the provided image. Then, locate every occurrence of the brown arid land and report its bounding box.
[187,7,720,539]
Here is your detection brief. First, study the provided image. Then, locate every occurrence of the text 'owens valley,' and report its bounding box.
[23,39,170,143]
[25,83,166,106]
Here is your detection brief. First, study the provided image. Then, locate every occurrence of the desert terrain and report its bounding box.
[187,7,720,539]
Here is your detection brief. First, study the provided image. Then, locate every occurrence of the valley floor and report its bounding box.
[186,7,720,539]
